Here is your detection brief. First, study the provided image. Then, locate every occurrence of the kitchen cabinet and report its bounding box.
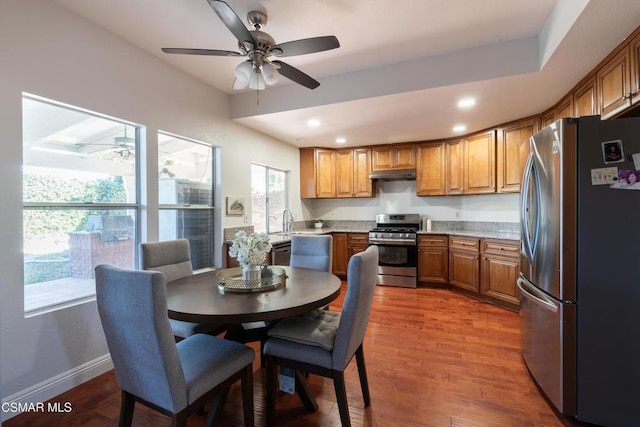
[480,239,520,307]
[463,130,496,195]
[300,148,335,198]
[597,47,631,119]
[332,232,348,276]
[301,147,372,199]
[445,139,464,195]
[347,233,369,258]
[630,31,640,106]
[556,94,574,119]
[449,236,480,293]
[541,108,556,128]
[416,142,446,196]
[417,234,448,285]
[336,148,373,198]
[574,76,599,117]
[371,144,415,171]
[496,117,538,193]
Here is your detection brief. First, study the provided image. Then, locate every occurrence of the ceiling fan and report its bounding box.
[79,126,136,161]
[162,0,340,90]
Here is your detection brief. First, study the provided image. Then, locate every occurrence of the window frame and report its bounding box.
[251,163,289,234]
[22,94,141,315]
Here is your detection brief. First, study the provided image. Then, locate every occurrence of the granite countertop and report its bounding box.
[266,227,520,244]
[417,230,520,241]
[225,221,520,245]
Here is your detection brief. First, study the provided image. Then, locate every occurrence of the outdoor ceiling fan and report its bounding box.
[162,0,340,90]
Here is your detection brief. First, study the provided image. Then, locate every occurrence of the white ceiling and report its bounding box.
[53,0,640,148]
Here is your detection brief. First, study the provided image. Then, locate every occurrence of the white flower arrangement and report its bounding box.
[228,230,272,267]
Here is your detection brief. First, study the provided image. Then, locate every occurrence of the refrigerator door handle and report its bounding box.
[520,152,538,263]
[517,276,559,313]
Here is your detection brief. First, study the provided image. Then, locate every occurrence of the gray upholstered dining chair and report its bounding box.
[233,234,334,365]
[140,239,225,340]
[263,245,378,427]
[95,264,255,427]
[290,234,333,272]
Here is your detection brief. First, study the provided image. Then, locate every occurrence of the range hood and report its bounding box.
[368,169,416,181]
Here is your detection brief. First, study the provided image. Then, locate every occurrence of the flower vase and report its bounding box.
[242,264,261,283]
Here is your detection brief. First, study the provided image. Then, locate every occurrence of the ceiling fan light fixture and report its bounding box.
[262,61,279,85]
[249,71,266,90]
[234,60,253,83]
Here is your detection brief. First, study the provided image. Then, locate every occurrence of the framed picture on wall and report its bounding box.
[226,196,245,216]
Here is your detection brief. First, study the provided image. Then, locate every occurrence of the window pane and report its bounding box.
[24,208,136,312]
[251,164,267,233]
[251,164,288,233]
[158,133,213,192]
[158,133,215,271]
[22,95,139,313]
[159,209,213,270]
[23,97,137,203]
[268,168,286,231]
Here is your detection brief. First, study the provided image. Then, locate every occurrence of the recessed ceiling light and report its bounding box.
[335,137,346,144]
[457,98,476,108]
[296,138,306,142]
[307,119,321,127]
[453,124,467,132]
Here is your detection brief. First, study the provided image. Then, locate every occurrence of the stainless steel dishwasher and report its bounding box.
[271,241,291,266]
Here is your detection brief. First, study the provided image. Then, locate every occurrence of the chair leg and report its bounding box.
[205,386,230,427]
[355,344,371,407]
[118,391,135,427]
[241,364,254,427]
[260,337,267,367]
[266,356,278,425]
[332,370,351,427]
[171,411,188,427]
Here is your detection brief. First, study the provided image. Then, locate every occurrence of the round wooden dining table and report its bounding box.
[166,266,342,325]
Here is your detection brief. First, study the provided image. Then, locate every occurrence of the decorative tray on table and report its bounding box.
[216,266,287,293]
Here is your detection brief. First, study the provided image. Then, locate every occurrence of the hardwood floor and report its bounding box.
[4,284,584,427]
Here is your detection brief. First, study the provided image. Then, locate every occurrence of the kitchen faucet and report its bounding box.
[282,208,294,233]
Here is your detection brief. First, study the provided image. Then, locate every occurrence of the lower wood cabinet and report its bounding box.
[347,233,368,258]
[332,233,348,276]
[333,232,370,276]
[448,236,480,292]
[417,234,448,285]
[480,239,520,306]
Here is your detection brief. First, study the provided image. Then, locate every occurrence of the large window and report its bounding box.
[158,132,215,270]
[251,164,288,233]
[22,94,139,313]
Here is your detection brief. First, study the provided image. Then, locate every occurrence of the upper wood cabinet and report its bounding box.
[301,147,372,199]
[300,148,335,198]
[574,76,599,117]
[352,148,373,197]
[416,142,446,196]
[464,130,496,195]
[335,149,354,198]
[541,108,556,128]
[371,144,415,171]
[496,117,537,193]
[336,148,373,198]
[630,31,640,106]
[556,94,574,119]
[597,46,632,119]
[445,139,464,195]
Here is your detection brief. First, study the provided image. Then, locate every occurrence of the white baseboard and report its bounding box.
[1,354,113,422]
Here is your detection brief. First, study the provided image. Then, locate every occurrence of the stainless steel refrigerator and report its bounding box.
[518,116,640,426]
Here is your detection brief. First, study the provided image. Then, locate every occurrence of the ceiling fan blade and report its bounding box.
[271,36,340,57]
[162,48,243,57]
[207,0,255,46]
[272,60,320,89]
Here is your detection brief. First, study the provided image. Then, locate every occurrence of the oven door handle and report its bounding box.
[369,239,416,246]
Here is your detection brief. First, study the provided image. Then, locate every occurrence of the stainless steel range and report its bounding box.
[368,213,420,288]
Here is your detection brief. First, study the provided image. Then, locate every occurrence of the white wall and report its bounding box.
[0,0,299,419]
[303,180,519,222]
